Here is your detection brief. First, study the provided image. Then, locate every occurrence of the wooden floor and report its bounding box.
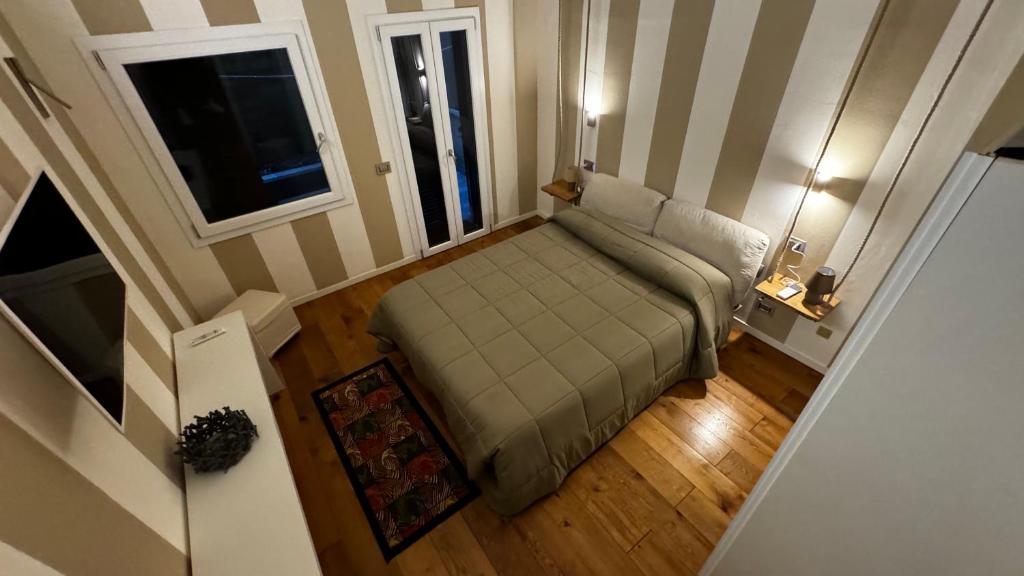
[270,216,822,576]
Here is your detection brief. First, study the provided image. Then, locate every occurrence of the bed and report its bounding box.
[369,175,768,514]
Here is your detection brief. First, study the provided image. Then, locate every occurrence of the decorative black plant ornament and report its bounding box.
[176,407,259,473]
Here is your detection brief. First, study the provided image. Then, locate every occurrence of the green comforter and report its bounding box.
[368,208,732,514]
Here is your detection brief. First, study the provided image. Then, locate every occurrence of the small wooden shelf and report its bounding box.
[754,274,840,322]
[541,179,581,205]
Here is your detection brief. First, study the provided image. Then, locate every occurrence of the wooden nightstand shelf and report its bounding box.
[541,179,581,205]
[754,274,840,322]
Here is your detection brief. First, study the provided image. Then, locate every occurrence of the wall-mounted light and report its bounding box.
[584,90,601,127]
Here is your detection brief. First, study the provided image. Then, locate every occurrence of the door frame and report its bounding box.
[377,22,461,257]
[368,8,494,257]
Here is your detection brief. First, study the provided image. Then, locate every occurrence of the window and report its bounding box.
[82,23,352,244]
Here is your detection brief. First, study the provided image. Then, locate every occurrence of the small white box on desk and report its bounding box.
[215,289,299,357]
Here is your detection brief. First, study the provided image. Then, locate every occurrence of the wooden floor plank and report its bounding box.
[460,499,560,576]
[667,395,774,472]
[563,447,679,552]
[428,514,499,576]
[751,418,788,451]
[511,490,644,576]
[629,413,747,516]
[394,537,452,576]
[716,451,761,494]
[609,426,695,506]
[675,490,731,545]
[628,514,711,576]
[646,397,731,465]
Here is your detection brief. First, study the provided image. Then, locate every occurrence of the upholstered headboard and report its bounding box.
[580,172,667,234]
[653,199,769,304]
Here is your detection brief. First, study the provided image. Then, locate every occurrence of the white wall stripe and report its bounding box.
[422,0,456,9]
[0,323,187,553]
[252,0,305,21]
[252,224,318,300]
[0,541,62,576]
[347,0,418,261]
[787,0,992,363]
[138,0,208,30]
[739,0,879,261]
[125,343,179,433]
[485,0,520,225]
[617,0,673,183]
[673,0,761,205]
[580,0,610,179]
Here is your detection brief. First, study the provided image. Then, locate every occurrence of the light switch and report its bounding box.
[816,325,833,339]
[374,161,392,176]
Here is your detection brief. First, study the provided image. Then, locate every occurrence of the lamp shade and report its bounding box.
[804,266,836,305]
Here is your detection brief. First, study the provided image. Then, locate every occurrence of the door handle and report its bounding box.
[447,148,455,159]
[317,132,327,153]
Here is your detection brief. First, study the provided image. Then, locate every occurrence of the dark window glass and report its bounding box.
[125,48,329,224]
[439,30,483,235]
[391,35,451,247]
[0,174,126,424]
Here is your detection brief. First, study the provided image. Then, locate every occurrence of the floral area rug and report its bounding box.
[313,358,478,560]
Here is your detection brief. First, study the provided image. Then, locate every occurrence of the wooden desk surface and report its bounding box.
[754,274,840,322]
[541,179,581,204]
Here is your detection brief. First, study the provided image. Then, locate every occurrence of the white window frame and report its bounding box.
[77,21,355,247]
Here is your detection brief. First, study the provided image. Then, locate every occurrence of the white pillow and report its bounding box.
[653,199,769,304]
[580,173,667,234]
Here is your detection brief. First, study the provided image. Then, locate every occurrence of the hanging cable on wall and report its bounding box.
[771,0,892,284]
[832,0,994,293]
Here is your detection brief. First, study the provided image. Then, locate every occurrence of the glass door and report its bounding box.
[379,18,491,256]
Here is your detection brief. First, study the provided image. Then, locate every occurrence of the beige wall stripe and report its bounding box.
[199,0,261,26]
[0,63,183,333]
[643,0,714,195]
[514,0,539,214]
[126,308,176,394]
[0,412,188,576]
[70,0,152,35]
[0,14,194,328]
[967,52,1024,153]
[291,212,349,290]
[455,0,499,221]
[704,0,816,220]
[386,0,424,13]
[793,0,960,275]
[303,0,406,266]
[209,234,278,295]
[125,388,185,490]
[594,0,640,177]
[0,135,29,199]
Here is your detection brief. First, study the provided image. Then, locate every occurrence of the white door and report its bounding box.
[378,18,492,257]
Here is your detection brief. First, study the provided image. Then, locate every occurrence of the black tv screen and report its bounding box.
[0,173,126,426]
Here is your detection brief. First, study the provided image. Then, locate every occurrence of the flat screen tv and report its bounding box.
[0,172,126,428]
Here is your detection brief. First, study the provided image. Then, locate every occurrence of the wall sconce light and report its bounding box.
[584,91,601,127]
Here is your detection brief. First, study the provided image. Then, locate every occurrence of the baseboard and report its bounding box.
[731,317,829,374]
[494,210,539,230]
[289,254,420,306]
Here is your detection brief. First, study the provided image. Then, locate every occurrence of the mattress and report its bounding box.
[368,208,733,514]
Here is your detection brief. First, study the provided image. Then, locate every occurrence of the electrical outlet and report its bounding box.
[754,296,775,316]
[582,159,595,172]
[374,161,392,176]
[816,325,833,339]
[787,236,808,255]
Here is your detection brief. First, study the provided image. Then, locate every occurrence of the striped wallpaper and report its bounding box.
[565,0,1023,367]
[0,103,187,572]
[1,0,537,324]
